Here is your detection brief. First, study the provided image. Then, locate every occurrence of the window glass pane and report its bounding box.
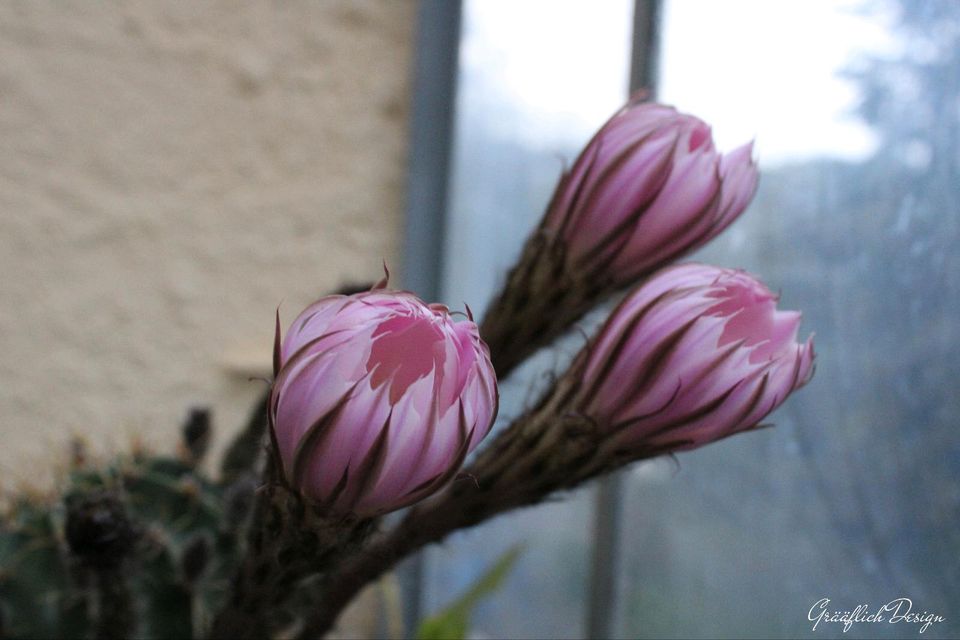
[618,1,959,638]
[440,0,633,318]
[431,0,632,637]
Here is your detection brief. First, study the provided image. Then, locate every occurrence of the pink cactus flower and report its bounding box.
[270,288,498,516]
[581,264,814,454]
[543,97,759,284]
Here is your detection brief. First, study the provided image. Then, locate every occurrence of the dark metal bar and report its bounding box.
[397,0,463,636]
[585,2,661,638]
[629,0,663,95]
[587,475,627,638]
[400,0,463,301]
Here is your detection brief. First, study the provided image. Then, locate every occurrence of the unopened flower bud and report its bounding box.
[544,98,758,285]
[271,288,498,516]
[480,99,759,378]
[581,264,814,454]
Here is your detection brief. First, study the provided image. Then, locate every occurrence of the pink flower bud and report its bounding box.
[270,289,499,516]
[543,98,759,283]
[581,264,814,454]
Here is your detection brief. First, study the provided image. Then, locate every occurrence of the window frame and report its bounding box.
[400,2,663,636]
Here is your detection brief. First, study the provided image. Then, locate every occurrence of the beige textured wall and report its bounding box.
[0,1,415,488]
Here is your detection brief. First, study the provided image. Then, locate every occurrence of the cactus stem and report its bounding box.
[94,566,135,640]
[208,456,375,639]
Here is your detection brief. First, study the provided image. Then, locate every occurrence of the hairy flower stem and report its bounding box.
[480,232,617,379]
[300,366,670,638]
[209,461,374,640]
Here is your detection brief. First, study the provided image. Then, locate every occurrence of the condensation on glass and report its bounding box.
[431,1,633,638]
[435,0,959,638]
[618,2,960,638]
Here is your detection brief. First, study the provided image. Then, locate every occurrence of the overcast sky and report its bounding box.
[463,0,898,166]
[659,0,897,165]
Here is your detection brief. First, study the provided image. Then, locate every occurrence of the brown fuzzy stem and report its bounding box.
[286,239,634,636]
[480,232,616,379]
[209,474,374,640]
[299,365,668,638]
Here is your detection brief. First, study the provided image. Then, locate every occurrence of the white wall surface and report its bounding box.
[0,1,415,489]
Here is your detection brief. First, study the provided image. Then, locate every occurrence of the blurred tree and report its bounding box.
[754,0,960,611]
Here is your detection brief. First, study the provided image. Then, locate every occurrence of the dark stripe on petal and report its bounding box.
[553,134,602,238]
[582,142,677,262]
[609,378,683,434]
[617,336,747,418]
[319,466,351,511]
[581,288,677,402]
[618,183,725,281]
[788,345,806,390]
[640,380,743,442]
[290,380,363,489]
[619,315,700,402]
[400,401,476,504]
[727,372,770,433]
[274,327,353,382]
[372,261,391,290]
[274,306,282,378]
[347,409,394,512]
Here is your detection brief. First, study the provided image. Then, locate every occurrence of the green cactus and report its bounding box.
[0,408,259,640]
[0,496,82,639]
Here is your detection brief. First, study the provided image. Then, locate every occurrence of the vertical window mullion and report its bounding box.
[398,0,463,635]
[585,2,662,638]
